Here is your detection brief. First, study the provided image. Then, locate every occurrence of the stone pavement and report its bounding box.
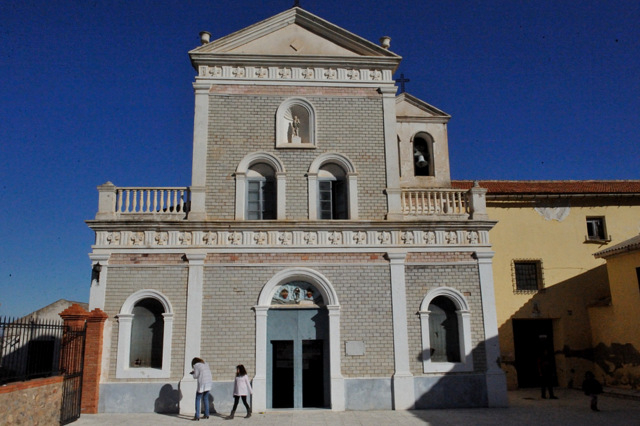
[74,388,640,426]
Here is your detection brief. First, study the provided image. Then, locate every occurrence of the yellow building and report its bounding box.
[591,235,640,389]
[453,180,640,391]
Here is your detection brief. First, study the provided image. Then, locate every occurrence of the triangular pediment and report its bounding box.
[191,7,399,59]
[396,92,450,122]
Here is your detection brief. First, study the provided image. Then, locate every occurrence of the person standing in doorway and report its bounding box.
[191,357,213,421]
[228,364,252,419]
[537,348,558,399]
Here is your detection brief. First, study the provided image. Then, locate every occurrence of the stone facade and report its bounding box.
[87,7,506,414]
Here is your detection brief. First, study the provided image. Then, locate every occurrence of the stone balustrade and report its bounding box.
[95,182,190,220]
[401,189,468,216]
[400,184,489,220]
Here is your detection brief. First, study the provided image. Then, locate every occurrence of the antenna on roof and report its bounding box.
[293,0,300,7]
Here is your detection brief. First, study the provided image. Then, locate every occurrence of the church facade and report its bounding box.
[87,8,507,413]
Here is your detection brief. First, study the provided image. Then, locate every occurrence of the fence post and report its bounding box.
[81,309,108,414]
[59,304,89,374]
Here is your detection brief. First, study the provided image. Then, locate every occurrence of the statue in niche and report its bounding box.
[271,281,324,307]
[292,116,300,137]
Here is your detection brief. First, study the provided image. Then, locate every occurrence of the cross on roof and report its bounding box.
[395,73,410,93]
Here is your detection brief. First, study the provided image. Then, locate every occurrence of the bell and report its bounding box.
[416,155,428,168]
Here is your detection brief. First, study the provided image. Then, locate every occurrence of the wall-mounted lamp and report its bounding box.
[92,263,102,284]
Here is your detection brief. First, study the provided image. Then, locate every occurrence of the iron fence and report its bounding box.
[0,316,66,385]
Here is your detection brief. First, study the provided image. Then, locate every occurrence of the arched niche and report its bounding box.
[276,98,316,148]
[116,289,174,378]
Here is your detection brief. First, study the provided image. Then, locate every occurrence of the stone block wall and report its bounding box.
[200,252,395,380]
[405,252,488,374]
[205,85,387,220]
[104,255,189,381]
[0,376,63,425]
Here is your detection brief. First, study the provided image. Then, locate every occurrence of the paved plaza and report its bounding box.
[75,388,640,426]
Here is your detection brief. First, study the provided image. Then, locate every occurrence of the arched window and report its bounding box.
[276,98,316,148]
[116,290,174,378]
[413,133,434,177]
[419,287,473,373]
[308,153,358,220]
[247,163,276,220]
[130,298,164,368]
[318,164,347,220]
[235,152,286,220]
[427,297,460,363]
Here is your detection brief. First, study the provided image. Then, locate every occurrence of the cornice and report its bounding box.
[88,225,493,251]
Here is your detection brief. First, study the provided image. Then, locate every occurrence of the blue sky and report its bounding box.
[1,1,638,318]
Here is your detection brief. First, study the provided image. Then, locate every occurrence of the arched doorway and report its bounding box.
[267,281,329,408]
[254,268,344,411]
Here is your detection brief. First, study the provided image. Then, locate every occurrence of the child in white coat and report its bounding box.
[229,364,252,419]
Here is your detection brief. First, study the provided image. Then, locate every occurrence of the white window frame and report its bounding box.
[235,152,286,220]
[116,289,174,379]
[308,153,358,220]
[419,287,473,373]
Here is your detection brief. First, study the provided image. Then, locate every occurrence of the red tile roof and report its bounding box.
[451,180,640,195]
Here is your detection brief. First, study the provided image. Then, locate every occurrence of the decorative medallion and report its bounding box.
[353,231,367,245]
[324,68,337,79]
[329,231,343,245]
[271,281,324,307]
[203,231,217,245]
[232,67,245,78]
[107,232,120,245]
[401,231,414,244]
[278,232,293,245]
[304,232,318,245]
[228,232,242,245]
[378,231,391,244]
[278,68,292,79]
[155,232,168,246]
[424,231,436,245]
[179,232,192,245]
[254,231,267,245]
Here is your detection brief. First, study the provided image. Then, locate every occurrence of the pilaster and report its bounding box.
[475,251,508,407]
[180,252,207,416]
[387,251,414,409]
[379,86,402,219]
[252,306,269,413]
[189,84,210,220]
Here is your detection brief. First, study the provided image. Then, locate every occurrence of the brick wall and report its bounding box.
[205,86,388,220]
[200,252,394,379]
[405,254,487,375]
[104,263,189,381]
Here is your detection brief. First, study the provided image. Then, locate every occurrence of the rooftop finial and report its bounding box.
[199,31,211,45]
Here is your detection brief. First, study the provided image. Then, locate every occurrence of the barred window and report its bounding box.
[514,261,542,292]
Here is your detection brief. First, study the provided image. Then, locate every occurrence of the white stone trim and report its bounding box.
[253,268,343,411]
[197,65,394,84]
[235,152,286,220]
[474,251,508,407]
[179,253,207,415]
[419,287,474,373]
[88,253,110,311]
[115,289,174,379]
[387,252,414,409]
[308,153,358,220]
[94,229,490,249]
